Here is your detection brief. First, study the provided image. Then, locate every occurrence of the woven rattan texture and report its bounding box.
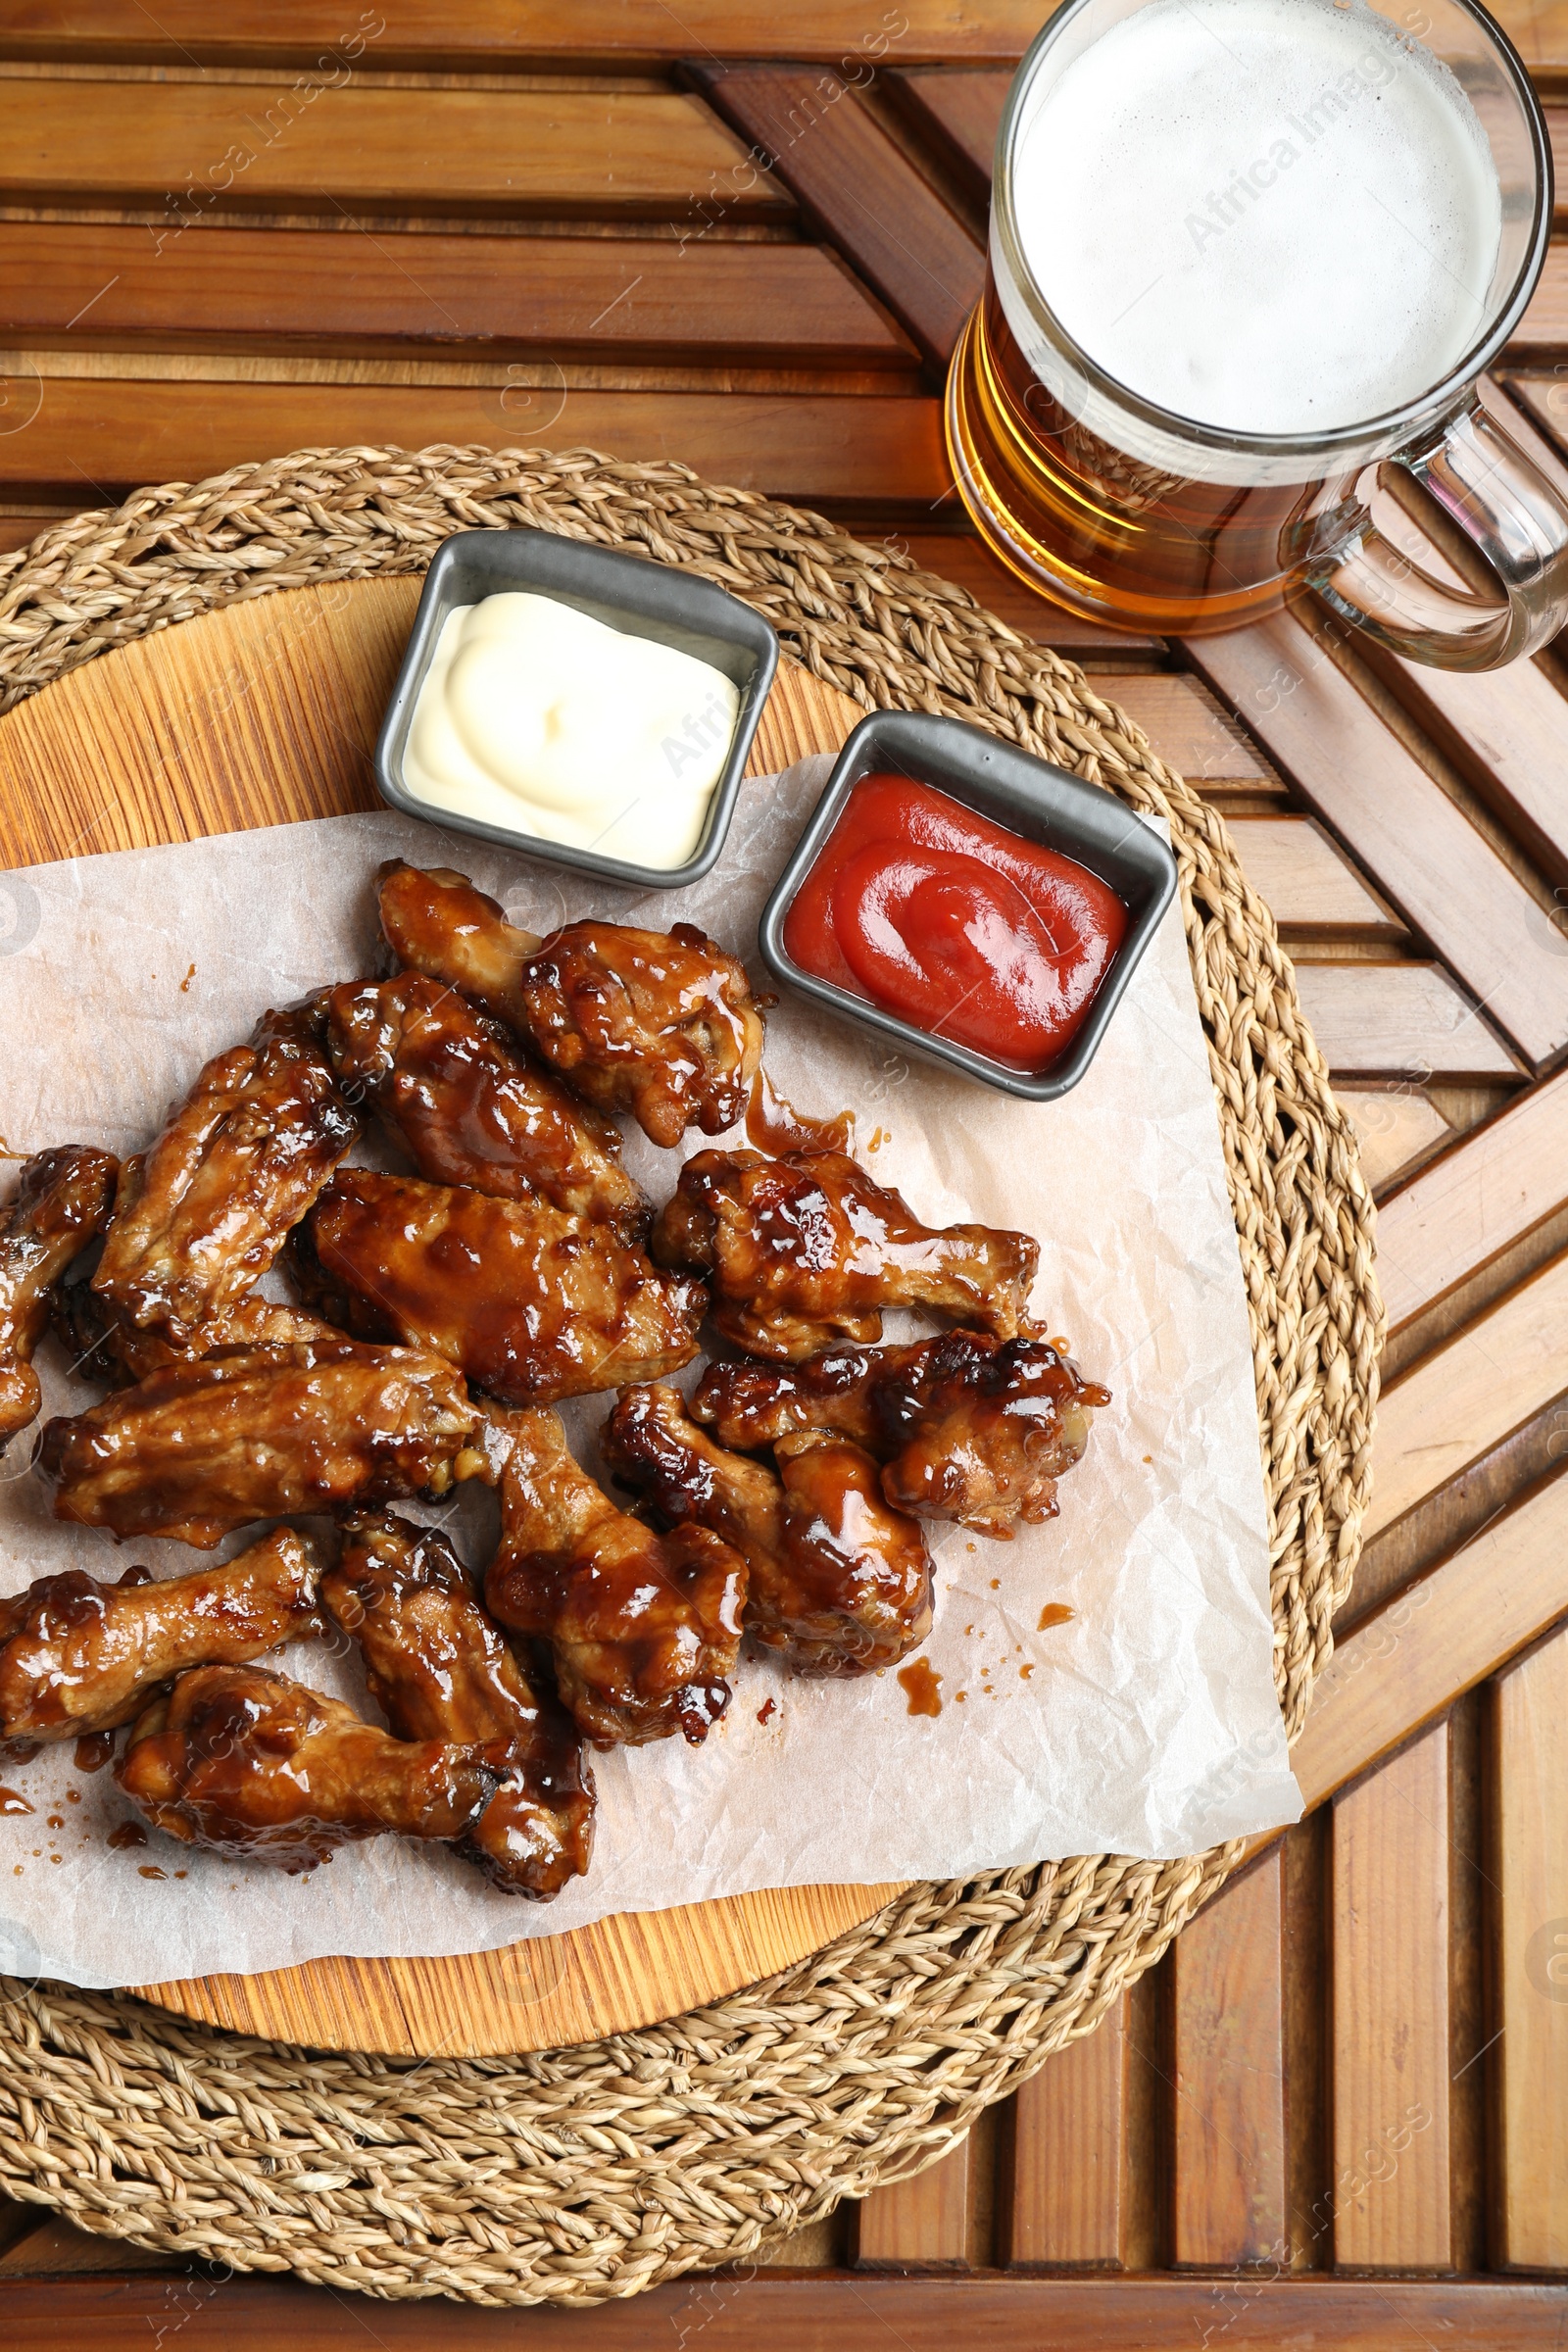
[0,444,1381,2307]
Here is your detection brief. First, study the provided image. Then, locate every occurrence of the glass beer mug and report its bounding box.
[946,0,1568,666]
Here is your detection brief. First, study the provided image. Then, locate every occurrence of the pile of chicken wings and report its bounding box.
[0,859,1108,1897]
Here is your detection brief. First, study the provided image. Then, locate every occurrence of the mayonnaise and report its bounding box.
[400,591,741,869]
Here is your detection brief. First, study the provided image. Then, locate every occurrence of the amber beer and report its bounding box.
[946,0,1568,662]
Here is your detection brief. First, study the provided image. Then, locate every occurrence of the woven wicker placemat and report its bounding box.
[0,443,1380,2307]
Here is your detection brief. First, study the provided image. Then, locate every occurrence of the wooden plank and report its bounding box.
[0,221,916,369]
[1172,1849,1288,2269]
[1493,1621,1568,2272]
[5,2271,1567,2347]
[1291,963,1521,1081]
[1360,650,1568,894]
[1225,817,1398,933]
[887,67,1009,204]
[689,65,984,369]
[1331,1722,1452,2269]
[0,5,1048,70]
[1509,373,1568,463]
[1364,1248,1568,1541]
[1375,1068,1568,1335]
[1086,673,1279,785]
[1288,1467,1568,1824]
[1492,1,1568,78]
[897,531,1165,659]
[0,376,947,505]
[1002,1997,1128,2266]
[1336,1087,1452,1194]
[0,78,787,220]
[1510,243,1568,350]
[855,2141,971,2267]
[1187,614,1568,1067]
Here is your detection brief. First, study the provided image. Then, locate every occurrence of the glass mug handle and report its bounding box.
[1308,400,1568,671]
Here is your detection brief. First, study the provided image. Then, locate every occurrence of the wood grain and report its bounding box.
[0,78,787,219]
[1172,1850,1288,2269]
[1001,1997,1129,2266]
[1363,650,1568,893]
[1335,1088,1451,1194]
[1226,818,1399,934]
[1188,615,1568,1067]
[0,221,917,369]
[887,67,1008,203]
[1491,1621,1568,2271]
[690,65,984,368]
[855,2141,973,2267]
[1331,1722,1452,2269]
[1290,963,1521,1080]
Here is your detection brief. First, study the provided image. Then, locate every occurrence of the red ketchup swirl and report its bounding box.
[782,774,1128,1072]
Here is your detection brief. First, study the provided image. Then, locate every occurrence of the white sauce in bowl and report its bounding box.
[400,591,742,869]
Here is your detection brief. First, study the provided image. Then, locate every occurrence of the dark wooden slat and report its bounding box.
[0,221,916,368]
[688,64,984,368]
[0,377,947,504]
[1188,614,1568,1067]
[1002,1999,1128,2266]
[886,67,1008,204]
[855,2142,971,2267]
[1172,1851,1288,2268]
[4,2270,1566,2345]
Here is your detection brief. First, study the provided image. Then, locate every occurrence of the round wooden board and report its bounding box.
[0,575,906,2058]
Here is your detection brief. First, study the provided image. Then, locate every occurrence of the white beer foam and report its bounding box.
[1013,0,1502,436]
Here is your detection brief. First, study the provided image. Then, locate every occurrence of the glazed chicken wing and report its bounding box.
[54,1268,338,1389]
[605,1384,931,1677]
[0,1146,119,1450]
[654,1150,1039,1360]
[116,1663,506,1868]
[295,1169,705,1407]
[323,1511,594,1898]
[92,1005,357,1342]
[0,1528,321,1746]
[484,1406,746,1747]
[39,1338,484,1548]
[323,973,645,1235]
[695,1330,1108,1537]
[377,860,764,1147]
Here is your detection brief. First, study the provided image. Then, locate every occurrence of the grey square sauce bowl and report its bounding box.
[374,526,779,892]
[759,710,1179,1102]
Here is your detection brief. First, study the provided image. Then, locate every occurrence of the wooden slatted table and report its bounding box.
[1,8,1565,2344]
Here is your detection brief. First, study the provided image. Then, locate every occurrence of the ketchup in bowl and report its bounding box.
[781,773,1128,1073]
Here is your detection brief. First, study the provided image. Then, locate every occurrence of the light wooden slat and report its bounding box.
[1172,1849,1287,2269]
[1511,244,1568,349]
[1491,1,1568,77]
[0,79,786,218]
[855,2142,971,2268]
[1188,615,1568,1067]
[1332,1722,1452,2270]
[690,64,984,369]
[1082,672,1279,782]
[1003,1997,1128,2266]
[1375,1067,1568,1335]
[1287,1467,1568,1825]
[1226,817,1397,932]
[1365,1249,1568,1541]
[1292,962,1521,1080]
[1493,1622,1568,2272]
[1509,374,1568,470]
[1336,1087,1451,1194]
[1367,651,1568,892]
[0,375,947,504]
[0,221,916,368]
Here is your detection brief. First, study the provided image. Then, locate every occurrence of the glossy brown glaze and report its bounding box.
[483,1406,746,1748]
[323,972,646,1235]
[0,1145,119,1450]
[323,1511,594,1899]
[605,1383,932,1678]
[39,1339,483,1547]
[0,1528,321,1744]
[297,1168,706,1407]
[897,1658,943,1717]
[695,1329,1108,1537]
[654,1150,1040,1361]
[54,1276,338,1390]
[376,859,541,1024]
[744,1068,854,1156]
[116,1662,507,1868]
[91,1004,357,1343]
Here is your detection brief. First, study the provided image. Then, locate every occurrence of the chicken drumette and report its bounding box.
[693,1329,1107,1537]
[483,1407,746,1747]
[294,1169,706,1407]
[322,973,645,1235]
[323,1512,594,1899]
[377,860,764,1147]
[39,1338,485,1547]
[116,1663,508,1869]
[0,1145,119,1450]
[604,1384,931,1677]
[653,1150,1040,1360]
[91,1005,357,1347]
[0,1528,321,1748]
